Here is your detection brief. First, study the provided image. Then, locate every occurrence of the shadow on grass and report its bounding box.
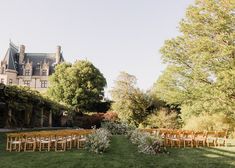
[196,147,235,159]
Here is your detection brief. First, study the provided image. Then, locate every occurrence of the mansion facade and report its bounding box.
[0,42,64,92]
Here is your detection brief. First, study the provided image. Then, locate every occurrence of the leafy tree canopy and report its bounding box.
[48,60,107,112]
[153,0,235,124]
[110,72,153,126]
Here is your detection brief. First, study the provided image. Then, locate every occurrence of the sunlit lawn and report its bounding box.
[0,132,235,168]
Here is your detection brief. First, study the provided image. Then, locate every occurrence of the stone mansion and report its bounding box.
[0,42,64,92]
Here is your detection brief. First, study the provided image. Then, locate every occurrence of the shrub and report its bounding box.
[128,129,144,144]
[101,121,134,135]
[85,128,111,154]
[128,129,168,155]
[183,112,235,131]
[103,111,119,122]
[143,109,180,129]
[138,134,167,155]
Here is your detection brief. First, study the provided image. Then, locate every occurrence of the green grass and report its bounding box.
[0,132,235,168]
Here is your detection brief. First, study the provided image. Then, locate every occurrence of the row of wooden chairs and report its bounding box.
[139,129,228,148]
[6,129,94,152]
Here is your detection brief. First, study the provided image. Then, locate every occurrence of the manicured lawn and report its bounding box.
[0,132,235,168]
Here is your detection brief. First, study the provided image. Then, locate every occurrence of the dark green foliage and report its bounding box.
[73,113,104,128]
[48,60,107,113]
[86,100,112,112]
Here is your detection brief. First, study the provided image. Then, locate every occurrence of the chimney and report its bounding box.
[19,45,25,64]
[56,45,61,64]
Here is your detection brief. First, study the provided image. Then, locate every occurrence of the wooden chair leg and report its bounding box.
[55,142,57,152]
[24,143,26,152]
[33,143,36,151]
[47,143,49,151]
[77,141,80,149]
[9,143,12,152]
[6,138,9,151]
[18,143,21,152]
[39,143,42,151]
[64,143,66,151]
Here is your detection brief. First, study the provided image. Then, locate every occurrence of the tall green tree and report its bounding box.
[48,60,107,112]
[153,0,235,126]
[110,72,152,126]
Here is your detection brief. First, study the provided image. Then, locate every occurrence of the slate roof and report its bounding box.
[2,42,64,76]
[2,42,19,71]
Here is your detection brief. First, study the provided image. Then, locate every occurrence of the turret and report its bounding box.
[19,45,25,64]
[56,45,61,64]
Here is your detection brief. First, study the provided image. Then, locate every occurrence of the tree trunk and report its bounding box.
[49,110,52,127]
[40,108,44,127]
[5,108,12,128]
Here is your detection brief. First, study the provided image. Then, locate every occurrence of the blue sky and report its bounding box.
[0,0,194,97]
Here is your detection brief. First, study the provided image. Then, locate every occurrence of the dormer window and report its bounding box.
[42,69,47,76]
[25,69,30,76]
[36,63,41,69]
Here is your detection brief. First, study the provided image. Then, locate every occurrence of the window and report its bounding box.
[0,78,4,84]
[23,80,30,87]
[25,69,30,76]
[9,79,13,85]
[36,64,41,69]
[41,80,47,88]
[42,69,47,76]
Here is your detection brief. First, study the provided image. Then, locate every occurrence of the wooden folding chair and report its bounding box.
[169,131,182,148]
[39,135,51,152]
[206,131,217,147]
[77,135,87,149]
[216,131,228,147]
[9,134,23,152]
[194,131,206,147]
[182,131,194,148]
[24,135,36,152]
[55,136,67,152]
